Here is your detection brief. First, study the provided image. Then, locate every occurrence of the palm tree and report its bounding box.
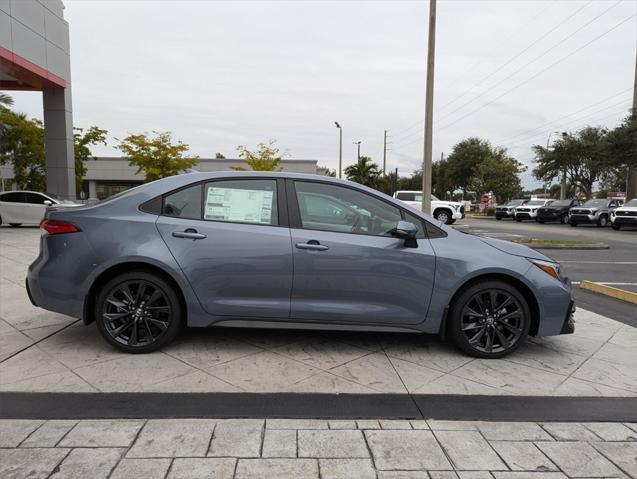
[344,156,381,188]
[0,93,13,108]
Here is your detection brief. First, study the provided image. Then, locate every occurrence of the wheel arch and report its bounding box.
[83,261,188,326]
[441,272,540,337]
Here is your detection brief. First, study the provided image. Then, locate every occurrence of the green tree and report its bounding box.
[0,93,13,108]
[470,155,525,203]
[445,137,494,195]
[344,156,381,188]
[0,109,46,190]
[74,126,108,191]
[397,170,423,191]
[116,131,199,182]
[215,152,226,159]
[232,139,285,171]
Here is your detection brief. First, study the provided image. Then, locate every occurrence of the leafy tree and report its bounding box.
[74,126,108,190]
[215,152,226,159]
[397,170,423,191]
[0,109,46,190]
[533,127,609,198]
[470,155,525,203]
[445,138,494,195]
[233,139,285,171]
[345,156,381,188]
[116,131,199,182]
[0,93,13,108]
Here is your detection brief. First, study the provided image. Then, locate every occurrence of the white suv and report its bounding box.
[513,199,553,222]
[393,190,465,224]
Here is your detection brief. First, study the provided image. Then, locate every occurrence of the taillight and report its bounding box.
[40,219,80,235]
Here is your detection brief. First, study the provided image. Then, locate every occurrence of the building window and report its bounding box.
[96,182,140,200]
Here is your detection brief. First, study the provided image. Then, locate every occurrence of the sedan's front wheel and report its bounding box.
[95,271,183,353]
[448,280,530,358]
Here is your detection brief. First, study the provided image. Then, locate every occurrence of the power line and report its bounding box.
[436,12,636,132]
[436,0,622,126]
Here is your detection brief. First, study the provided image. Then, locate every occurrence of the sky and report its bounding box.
[8,0,637,189]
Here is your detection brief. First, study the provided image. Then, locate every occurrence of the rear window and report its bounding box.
[396,192,416,201]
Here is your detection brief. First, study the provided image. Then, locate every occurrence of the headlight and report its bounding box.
[528,259,561,282]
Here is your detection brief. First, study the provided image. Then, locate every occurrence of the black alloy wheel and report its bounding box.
[449,280,530,358]
[96,271,182,353]
[597,215,608,228]
[560,213,569,224]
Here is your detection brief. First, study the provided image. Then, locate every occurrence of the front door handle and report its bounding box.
[172,229,207,240]
[295,241,329,251]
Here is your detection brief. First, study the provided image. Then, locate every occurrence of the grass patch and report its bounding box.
[512,239,609,249]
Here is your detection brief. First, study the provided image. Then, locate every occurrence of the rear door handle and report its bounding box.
[295,241,329,251]
[172,229,207,240]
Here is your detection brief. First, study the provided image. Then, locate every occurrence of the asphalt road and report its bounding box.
[458,216,636,327]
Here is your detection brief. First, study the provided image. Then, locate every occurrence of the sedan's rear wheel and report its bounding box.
[448,280,530,358]
[95,271,182,353]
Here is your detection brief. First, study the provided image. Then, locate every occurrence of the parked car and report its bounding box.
[610,198,637,230]
[536,199,581,224]
[514,199,554,222]
[27,172,574,358]
[569,198,622,227]
[0,191,79,227]
[495,199,527,220]
[393,190,465,224]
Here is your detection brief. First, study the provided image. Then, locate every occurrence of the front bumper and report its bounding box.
[612,216,637,225]
[515,212,537,219]
[536,211,561,221]
[495,210,513,219]
[570,214,597,224]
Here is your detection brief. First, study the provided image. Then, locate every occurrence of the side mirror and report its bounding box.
[391,221,418,248]
[43,200,53,206]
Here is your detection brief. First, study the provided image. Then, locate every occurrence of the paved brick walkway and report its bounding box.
[1,419,636,478]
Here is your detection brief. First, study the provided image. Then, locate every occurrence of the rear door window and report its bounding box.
[163,184,202,219]
[0,192,26,203]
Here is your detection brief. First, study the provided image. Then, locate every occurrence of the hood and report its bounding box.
[476,236,551,261]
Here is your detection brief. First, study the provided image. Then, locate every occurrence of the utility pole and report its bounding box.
[626,48,637,201]
[382,130,388,175]
[421,0,436,215]
[353,141,361,161]
[334,122,343,178]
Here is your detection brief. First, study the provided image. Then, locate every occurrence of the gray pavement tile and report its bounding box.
[50,447,125,479]
[19,321,77,342]
[504,342,588,376]
[148,370,241,392]
[592,341,637,367]
[416,373,508,395]
[390,356,446,392]
[457,473,494,479]
[626,423,637,433]
[535,441,624,477]
[261,428,296,458]
[109,458,171,479]
[329,352,409,393]
[491,474,567,479]
[0,346,69,385]
[410,420,430,430]
[609,324,637,348]
[298,430,369,458]
[365,429,451,471]
[273,337,371,370]
[235,458,319,479]
[489,441,557,472]
[582,423,637,441]
[0,328,34,362]
[328,420,357,429]
[319,458,376,479]
[58,420,145,447]
[267,419,328,430]
[20,420,78,447]
[208,419,264,458]
[288,371,378,393]
[427,473,459,479]
[0,419,44,447]
[539,422,602,441]
[434,430,506,471]
[166,458,236,479]
[208,351,319,392]
[356,420,381,430]
[591,441,637,477]
[380,420,413,429]
[552,377,636,397]
[0,447,69,479]
[572,358,637,393]
[127,419,216,458]
[383,336,473,373]
[427,420,478,431]
[476,422,553,441]
[0,369,98,392]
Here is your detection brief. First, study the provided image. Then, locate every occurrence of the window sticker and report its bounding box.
[205,186,274,224]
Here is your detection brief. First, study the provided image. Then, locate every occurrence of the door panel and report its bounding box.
[290,229,435,324]
[157,217,293,318]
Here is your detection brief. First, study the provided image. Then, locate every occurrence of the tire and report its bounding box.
[560,214,569,224]
[570,222,577,227]
[612,225,620,230]
[597,215,608,228]
[95,271,183,353]
[448,280,531,359]
[496,217,502,221]
[9,223,21,227]
[515,218,522,222]
[434,209,452,225]
[537,220,545,224]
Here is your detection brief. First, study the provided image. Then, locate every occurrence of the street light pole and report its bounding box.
[353,141,361,161]
[626,47,637,201]
[421,0,436,215]
[334,122,343,178]
[382,130,388,175]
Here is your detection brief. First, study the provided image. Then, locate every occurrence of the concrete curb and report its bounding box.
[580,280,637,305]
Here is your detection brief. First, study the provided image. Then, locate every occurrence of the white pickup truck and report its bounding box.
[393,190,465,224]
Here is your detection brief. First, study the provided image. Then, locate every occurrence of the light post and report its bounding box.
[334,122,342,179]
[353,141,361,161]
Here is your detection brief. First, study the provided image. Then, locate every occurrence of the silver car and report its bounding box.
[26,172,574,358]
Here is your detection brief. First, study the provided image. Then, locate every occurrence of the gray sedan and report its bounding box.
[27,172,574,358]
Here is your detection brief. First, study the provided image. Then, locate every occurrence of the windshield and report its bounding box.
[506,199,524,206]
[583,199,607,207]
[550,200,572,206]
[624,199,637,207]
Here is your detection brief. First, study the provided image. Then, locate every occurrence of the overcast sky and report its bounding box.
[8,0,637,188]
